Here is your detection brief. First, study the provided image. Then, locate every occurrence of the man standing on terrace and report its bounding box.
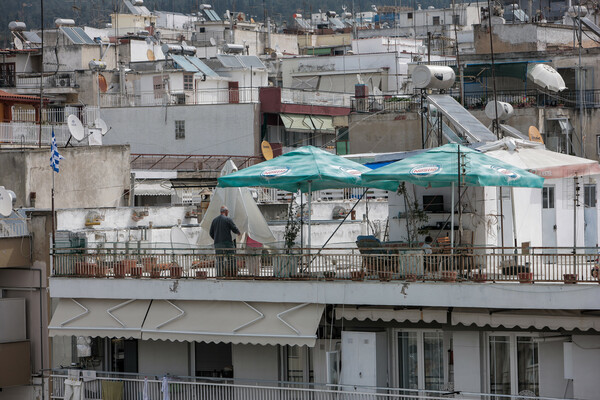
[210,205,241,277]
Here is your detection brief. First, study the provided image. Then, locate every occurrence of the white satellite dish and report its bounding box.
[67,114,85,141]
[0,187,13,217]
[88,128,102,146]
[14,37,23,50]
[209,37,216,46]
[94,118,109,136]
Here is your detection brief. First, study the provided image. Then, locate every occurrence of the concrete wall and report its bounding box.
[232,344,279,381]
[349,112,422,154]
[138,340,189,376]
[101,103,260,156]
[0,145,130,209]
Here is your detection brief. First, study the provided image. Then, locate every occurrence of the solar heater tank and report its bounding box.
[412,65,456,90]
[485,100,514,121]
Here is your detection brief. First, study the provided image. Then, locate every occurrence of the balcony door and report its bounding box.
[541,186,557,258]
[487,334,539,397]
[394,330,447,392]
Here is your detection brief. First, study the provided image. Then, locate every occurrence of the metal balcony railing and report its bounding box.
[51,246,600,284]
[101,88,260,107]
[12,72,78,89]
[49,370,561,400]
[0,122,70,146]
[281,88,352,108]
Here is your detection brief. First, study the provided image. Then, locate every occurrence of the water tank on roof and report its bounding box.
[182,45,197,55]
[55,18,76,27]
[199,4,212,9]
[485,100,514,121]
[568,5,587,17]
[412,65,456,90]
[132,0,144,6]
[8,21,27,31]
[223,43,245,53]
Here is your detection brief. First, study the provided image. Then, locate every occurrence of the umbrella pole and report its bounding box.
[300,191,304,249]
[308,181,312,252]
[510,187,518,249]
[451,181,455,252]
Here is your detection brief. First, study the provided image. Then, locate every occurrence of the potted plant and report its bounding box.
[323,271,336,281]
[440,271,458,282]
[274,196,302,277]
[169,263,183,279]
[351,270,365,281]
[518,272,534,284]
[378,270,392,282]
[405,274,418,282]
[563,273,577,284]
[472,273,487,283]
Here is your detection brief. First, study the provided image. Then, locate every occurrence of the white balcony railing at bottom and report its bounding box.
[49,371,560,400]
[0,123,71,146]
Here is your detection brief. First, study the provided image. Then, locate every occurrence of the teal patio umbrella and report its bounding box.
[362,143,544,247]
[219,146,397,248]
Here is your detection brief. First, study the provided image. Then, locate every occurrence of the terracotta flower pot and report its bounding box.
[195,270,208,279]
[323,271,336,281]
[169,265,183,279]
[563,274,578,284]
[472,273,487,283]
[351,271,365,281]
[518,272,534,284]
[149,267,161,279]
[142,257,158,272]
[378,271,392,282]
[441,271,458,282]
[130,266,143,278]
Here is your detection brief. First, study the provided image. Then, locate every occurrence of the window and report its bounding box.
[542,186,555,209]
[597,135,600,155]
[452,14,460,25]
[184,74,194,91]
[433,16,441,25]
[0,62,16,87]
[488,334,539,396]
[283,345,313,383]
[397,330,445,391]
[175,120,185,139]
[585,184,596,208]
[407,12,413,19]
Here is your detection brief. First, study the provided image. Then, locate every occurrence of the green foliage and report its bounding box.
[283,194,302,251]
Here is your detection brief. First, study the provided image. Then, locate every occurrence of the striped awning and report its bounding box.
[451,309,600,331]
[335,307,448,324]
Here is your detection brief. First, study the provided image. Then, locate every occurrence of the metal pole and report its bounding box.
[510,187,518,248]
[38,0,44,148]
[451,181,455,250]
[307,181,312,251]
[486,0,500,138]
[578,2,585,157]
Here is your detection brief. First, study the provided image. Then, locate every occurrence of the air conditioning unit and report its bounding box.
[174,93,186,104]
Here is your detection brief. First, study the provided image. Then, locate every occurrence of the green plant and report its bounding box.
[283,195,302,252]
[398,182,429,245]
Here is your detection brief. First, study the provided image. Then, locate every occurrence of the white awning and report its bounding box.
[451,309,600,331]
[335,307,447,324]
[141,301,324,346]
[134,182,174,196]
[49,299,151,339]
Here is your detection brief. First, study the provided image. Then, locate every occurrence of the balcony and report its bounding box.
[100,88,260,108]
[49,369,541,400]
[281,89,352,108]
[51,246,600,284]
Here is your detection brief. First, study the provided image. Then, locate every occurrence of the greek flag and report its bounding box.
[50,128,64,173]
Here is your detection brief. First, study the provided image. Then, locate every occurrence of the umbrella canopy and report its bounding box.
[527,64,567,92]
[362,143,544,189]
[218,146,397,192]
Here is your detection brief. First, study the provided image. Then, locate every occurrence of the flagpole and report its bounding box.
[51,171,55,244]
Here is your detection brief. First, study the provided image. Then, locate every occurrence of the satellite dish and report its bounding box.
[528,126,544,144]
[209,37,216,46]
[88,128,102,145]
[67,114,85,141]
[147,49,155,61]
[0,187,13,217]
[14,37,23,50]
[94,118,109,135]
[261,140,274,160]
[181,40,188,47]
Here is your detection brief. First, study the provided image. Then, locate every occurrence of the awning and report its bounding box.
[280,114,316,131]
[310,115,335,133]
[335,307,448,324]
[141,301,324,346]
[451,309,600,331]
[49,299,151,339]
[280,114,336,133]
[134,182,174,196]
